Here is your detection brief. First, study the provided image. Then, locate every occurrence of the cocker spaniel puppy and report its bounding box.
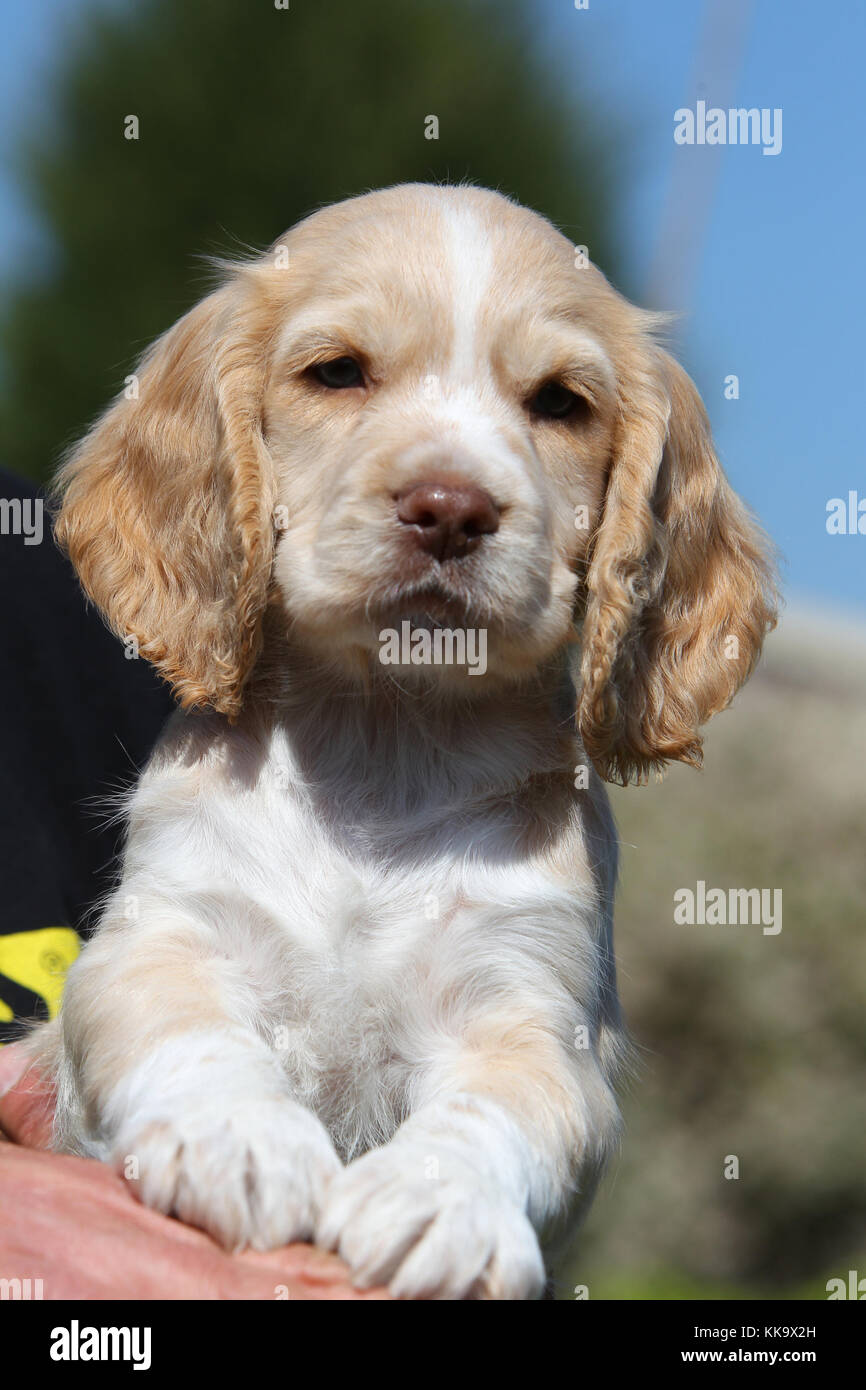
[35,184,776,1299]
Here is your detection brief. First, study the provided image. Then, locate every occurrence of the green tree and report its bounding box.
[0,0,618,483]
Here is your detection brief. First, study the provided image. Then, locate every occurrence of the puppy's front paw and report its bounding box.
[317,1144,545,1300]
[114,1096,341,1252]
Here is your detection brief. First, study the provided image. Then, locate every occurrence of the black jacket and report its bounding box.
[0,469,173,1042]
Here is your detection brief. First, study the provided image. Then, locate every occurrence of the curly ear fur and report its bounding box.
[577,338,778,785]
[52,278,277,719]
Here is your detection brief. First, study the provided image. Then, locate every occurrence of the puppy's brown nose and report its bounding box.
[396,480,500,561]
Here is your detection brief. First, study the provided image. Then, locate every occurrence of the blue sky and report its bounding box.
[535,0,866,618]
[1,0,863,616]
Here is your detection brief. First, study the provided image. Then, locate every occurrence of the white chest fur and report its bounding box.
[114,679,609,1160]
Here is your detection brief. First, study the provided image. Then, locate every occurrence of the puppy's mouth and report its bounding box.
[368,577,488,630]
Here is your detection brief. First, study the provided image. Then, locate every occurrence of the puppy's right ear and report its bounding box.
[53,280,276,719]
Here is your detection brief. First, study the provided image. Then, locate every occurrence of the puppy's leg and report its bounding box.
[318,1007,620,1299]
[43,900,341,1252]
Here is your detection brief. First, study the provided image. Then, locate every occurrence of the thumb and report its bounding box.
[0,1043,56,1148]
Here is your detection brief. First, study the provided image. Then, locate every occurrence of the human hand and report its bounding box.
[0,1043,390,1300]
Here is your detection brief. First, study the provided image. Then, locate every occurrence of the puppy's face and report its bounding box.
[263,187,619,680]
[54,184,777,782]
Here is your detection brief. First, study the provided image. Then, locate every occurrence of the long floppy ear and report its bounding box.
[577,339,778,785]
[53,278,276,720]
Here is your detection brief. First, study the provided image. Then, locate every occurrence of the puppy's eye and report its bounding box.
[311,356,365,389]
[530,381,586,420]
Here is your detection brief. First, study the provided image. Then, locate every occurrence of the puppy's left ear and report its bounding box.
[577,341,778,784]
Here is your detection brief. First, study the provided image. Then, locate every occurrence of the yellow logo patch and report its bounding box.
[0,927,81,1031]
